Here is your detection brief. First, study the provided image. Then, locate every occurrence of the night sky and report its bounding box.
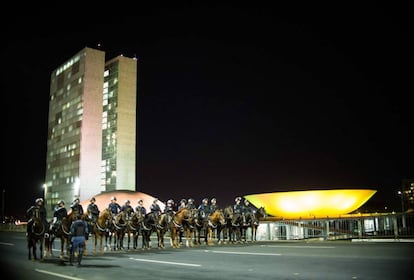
[3,6,412,218]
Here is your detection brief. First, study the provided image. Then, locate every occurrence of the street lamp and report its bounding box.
[397,190,405,213]
[42,184,47,200]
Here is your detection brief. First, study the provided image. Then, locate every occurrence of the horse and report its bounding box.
[92,208,113,254]
[168,208,193,248]
[109,211,128,251]
[180,208,197,247]
[242,206,267,242]
[27,207,46,260]
[125,211,141,250]
[47,211,76,259]
[140,211,159,250]
[206,209,226,245]
[222,205,243,243]
[194,211,209,246]
[155,212,171,249]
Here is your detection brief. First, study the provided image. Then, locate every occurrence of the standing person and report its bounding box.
[26,198,48,234]
[121,199,134,219]
[50,200,67,232]
[69,213,89,266]
[70,198,84,218]
[87,197,100,225]
[108,196,121,215]
[135,199,147,217]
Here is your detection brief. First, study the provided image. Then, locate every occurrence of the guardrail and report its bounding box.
[251,212,414,241]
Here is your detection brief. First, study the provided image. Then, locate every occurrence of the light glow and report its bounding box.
[244,189,377,219]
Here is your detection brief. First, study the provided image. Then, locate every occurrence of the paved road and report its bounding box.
[1,231,413,280]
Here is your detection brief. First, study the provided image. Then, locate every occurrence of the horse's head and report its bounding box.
[210,209,226,225]
[223,206,234,219]
[257,207,267,219]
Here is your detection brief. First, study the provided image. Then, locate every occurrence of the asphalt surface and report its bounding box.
[1,231,413,280]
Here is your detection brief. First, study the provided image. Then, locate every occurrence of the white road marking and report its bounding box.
[261,245,335,249]
[204,250,281,256]
[35,269,85,280]
[129,257,201,267]
[0,242,14,246]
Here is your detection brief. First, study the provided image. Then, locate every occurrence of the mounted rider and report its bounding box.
[242,199,256,226]
[108,196,122,215]
[197,198,210,220]
[121,199,134,220]
[150,198,162,219]
[232,196,243,226]
[164,199,175,216]
[50,200,67,232]
[26,198,48,234]
[86,197,100,225]
[178,198,187,211]
[186,198,196,210]
[210,198,219,213]
[135,199,147,217]
[70,198,84,218]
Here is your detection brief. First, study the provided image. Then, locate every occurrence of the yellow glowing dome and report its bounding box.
[244,189,377,219]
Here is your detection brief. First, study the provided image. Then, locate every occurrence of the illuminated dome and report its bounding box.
[244,189,377,219]
[79,190,165,213]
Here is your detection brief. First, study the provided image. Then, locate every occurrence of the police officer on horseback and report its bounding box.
[26,198,48,235]
[210,198,219,213]
[242,199,255,226]
[164,199,175,215]
[121,199,134,220]
[71,198,84,217]
[197,198,210,220]
[108,196,122,215]
[135,199,147,216]
[233,196,243,226]
[87,197,100,224]
[50,200,67,232]
[150,198,162,218]
[178,198,187,211]
[186,198,196,210]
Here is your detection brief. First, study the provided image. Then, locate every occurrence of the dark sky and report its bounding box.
[3,6,413,218]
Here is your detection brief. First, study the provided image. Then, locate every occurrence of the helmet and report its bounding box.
[58,200,65,205]
[180,198,187,204]
[153,198,158,203]
[211,198,216,203]
[138,199,143,203]
[90,197,96,202]
[244,199,250,204]
[73,198,79,203]
[202,198,208,203]
[235,197,242,202]
[188,198,194,203]
[167,199,174,204]
[35,198,44,203]
[125,199,130,204]
[111,196,116,201]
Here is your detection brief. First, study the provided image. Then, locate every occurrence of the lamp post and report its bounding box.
[397,190,404,213]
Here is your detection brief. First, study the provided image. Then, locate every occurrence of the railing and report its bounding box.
[251,212,414,241]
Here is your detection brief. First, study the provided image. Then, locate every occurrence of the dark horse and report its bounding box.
[27,207,46,260]
[139,211,159,250]
[222,206,243,243]
[241,206,267,242]
[125,211,141,250]
[92,208,113,254]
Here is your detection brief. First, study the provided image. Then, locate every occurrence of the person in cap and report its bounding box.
[50,200,67,232]
[121,199,134,219]
[87,197,100,225]
[108,196,121,215]
[26,198,48,234]
[135,199,147,216]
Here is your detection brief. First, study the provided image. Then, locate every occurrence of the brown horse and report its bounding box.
[27,207,46,260]
[110,211,127,250]
[92,208,113,254]
[46,211,76,259]
[168,208,193,248]
[207,209,226,245]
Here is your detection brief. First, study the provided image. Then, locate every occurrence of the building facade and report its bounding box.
[44,47,137,216]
